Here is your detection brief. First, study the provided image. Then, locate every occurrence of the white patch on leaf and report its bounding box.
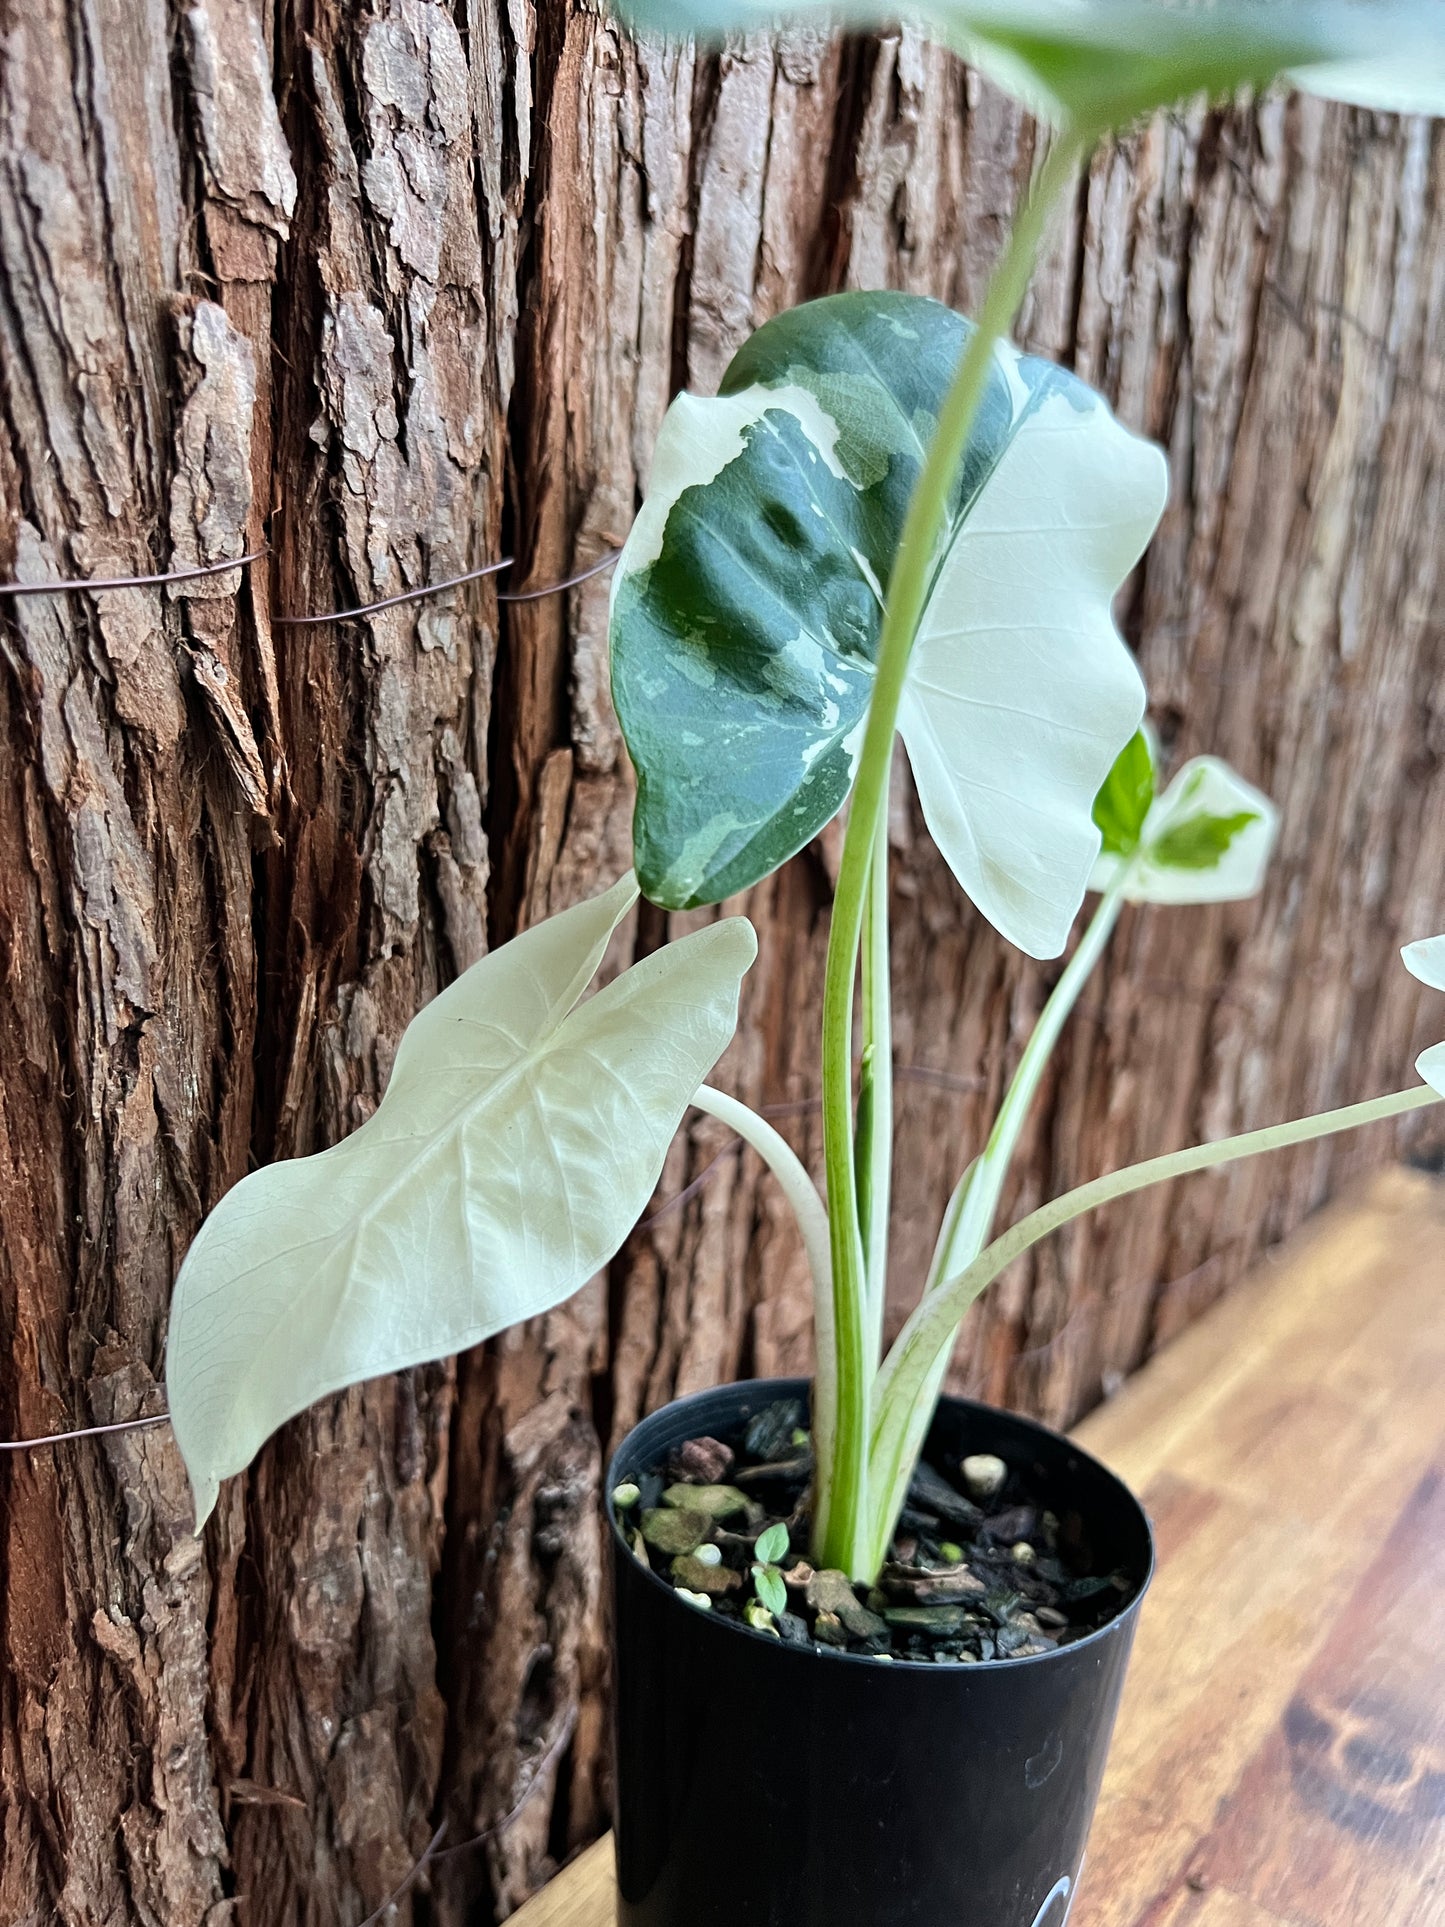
[896,381,1166,958]
[1289,48,1445,116]
[616,381,849,583]
[613,0,1445,128]
[1402,934,1445,993]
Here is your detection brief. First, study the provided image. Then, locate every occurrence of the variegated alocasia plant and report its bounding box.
[165,7,1445,1575]
[598,0,1445,1580]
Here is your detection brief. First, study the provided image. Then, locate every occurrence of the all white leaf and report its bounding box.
[896,348,1165,958]
[1417,1044,1445,1097]
[1091,755,1280,904]
[166,873,757,1525]
[1402,933,1445,993]
[1402,934,1445,1097]
[1288,48,1445,116]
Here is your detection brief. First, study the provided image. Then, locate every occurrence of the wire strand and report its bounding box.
[275,548,622,626]
[0,549,267,599]
[0,1412,172,1451]
[353,1820,449,1927]
[274,558,514,626]
[495,548,620,602]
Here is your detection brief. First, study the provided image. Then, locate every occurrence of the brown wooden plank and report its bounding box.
[1074,1166,1445,1927]
[510,1168,1445,1927]
[505,1838,614,1927]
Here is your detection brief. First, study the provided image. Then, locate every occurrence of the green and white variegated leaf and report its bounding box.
[611,291,1166,959]
[609,1,1445,133]
[166,873,757,1526]
[1402,934,1445,1096]
[1090,755,1278,904]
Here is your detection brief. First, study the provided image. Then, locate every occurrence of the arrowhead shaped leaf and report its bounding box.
[1090,755,1279,903]
[610,1,1444,132]
[612,290,1164,956]
[166,873,757,1525]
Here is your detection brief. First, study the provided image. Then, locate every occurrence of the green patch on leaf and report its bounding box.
[1150,809,1260,871]
[1092,729,1156,858]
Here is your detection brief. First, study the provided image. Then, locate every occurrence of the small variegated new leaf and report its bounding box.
[1091,756,1278,905]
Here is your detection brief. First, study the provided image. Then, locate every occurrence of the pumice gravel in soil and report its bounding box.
[612,1399,1134,1664]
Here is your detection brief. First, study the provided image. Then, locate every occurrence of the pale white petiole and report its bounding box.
[866,867,1134,1544]
[691,1083,838,1547]
[865,1080,1441,1572]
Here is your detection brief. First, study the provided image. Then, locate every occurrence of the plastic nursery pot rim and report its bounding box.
[605,1376,1155,1676]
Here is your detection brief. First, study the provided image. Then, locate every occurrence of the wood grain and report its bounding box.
[512,1167,1445,1927]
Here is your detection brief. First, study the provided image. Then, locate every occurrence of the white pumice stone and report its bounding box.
[961,1453,1008,1500]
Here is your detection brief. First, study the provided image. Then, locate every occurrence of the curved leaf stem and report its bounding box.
[691,1084,837,1542]
[869,1082,1442,1553]
[931,872,1131,1292]
[863,871,1130,1567]
[816,129,1087,1579]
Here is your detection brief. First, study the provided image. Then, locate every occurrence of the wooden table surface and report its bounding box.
[513,1167,1445,1927]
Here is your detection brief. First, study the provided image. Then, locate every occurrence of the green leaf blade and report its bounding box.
[754,1565,789,1616]
[611,377,885,909]
[754,1519,790,1564]
[609,1,1445,130]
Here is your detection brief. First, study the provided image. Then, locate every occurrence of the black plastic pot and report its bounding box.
[607,1377,1153,1927]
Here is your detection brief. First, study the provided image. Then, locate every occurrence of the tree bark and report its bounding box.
[0,7,1440,1923]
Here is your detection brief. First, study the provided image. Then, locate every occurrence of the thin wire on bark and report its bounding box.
[0,548,621,619]
[0,1412,172,1450]
[0,549,269,596]
[352,1707,579,1924]
[273,558,515,625]
[275,549,622,624]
